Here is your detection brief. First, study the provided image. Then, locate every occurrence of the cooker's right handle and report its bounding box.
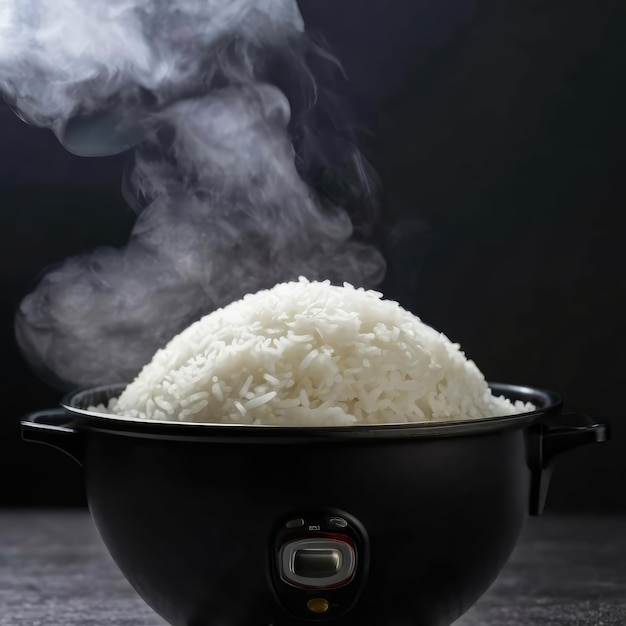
[526,413,610,516]
[21,409,83,467]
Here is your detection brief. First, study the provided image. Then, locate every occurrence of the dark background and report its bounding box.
[1,0,624,510]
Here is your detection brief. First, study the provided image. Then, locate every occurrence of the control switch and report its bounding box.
[294,548,342,578]
[280,538,355,589]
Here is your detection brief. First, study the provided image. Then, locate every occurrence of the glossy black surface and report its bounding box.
[84,426,530,626]
[21,384,609,626]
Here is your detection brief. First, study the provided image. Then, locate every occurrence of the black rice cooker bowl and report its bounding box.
[22,382,609,626]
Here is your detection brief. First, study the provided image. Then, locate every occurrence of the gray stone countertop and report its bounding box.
[0,511,624,625]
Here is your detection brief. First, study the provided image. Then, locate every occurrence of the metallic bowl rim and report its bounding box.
[59,382,562,441]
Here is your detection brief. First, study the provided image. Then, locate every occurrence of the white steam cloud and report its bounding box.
[2,0,385,388]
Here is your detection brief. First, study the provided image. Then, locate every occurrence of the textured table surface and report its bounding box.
[0,511,624,625]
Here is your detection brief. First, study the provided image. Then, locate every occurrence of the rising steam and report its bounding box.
[1,0,385,388]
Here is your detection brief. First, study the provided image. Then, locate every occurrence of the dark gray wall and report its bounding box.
[1,0,624,509]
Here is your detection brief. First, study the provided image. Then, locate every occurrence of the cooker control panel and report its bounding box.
[271,511,369,620]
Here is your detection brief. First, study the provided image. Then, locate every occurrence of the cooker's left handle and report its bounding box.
[21,409,84,467]
[527,413,610,516]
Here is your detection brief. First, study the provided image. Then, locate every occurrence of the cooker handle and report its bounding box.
[21,409,83,467]
[527,413,610,516]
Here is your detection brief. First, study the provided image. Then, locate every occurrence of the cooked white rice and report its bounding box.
[103,278,534,425]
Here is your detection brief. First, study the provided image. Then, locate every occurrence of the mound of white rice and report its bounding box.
[104,278,534,425]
